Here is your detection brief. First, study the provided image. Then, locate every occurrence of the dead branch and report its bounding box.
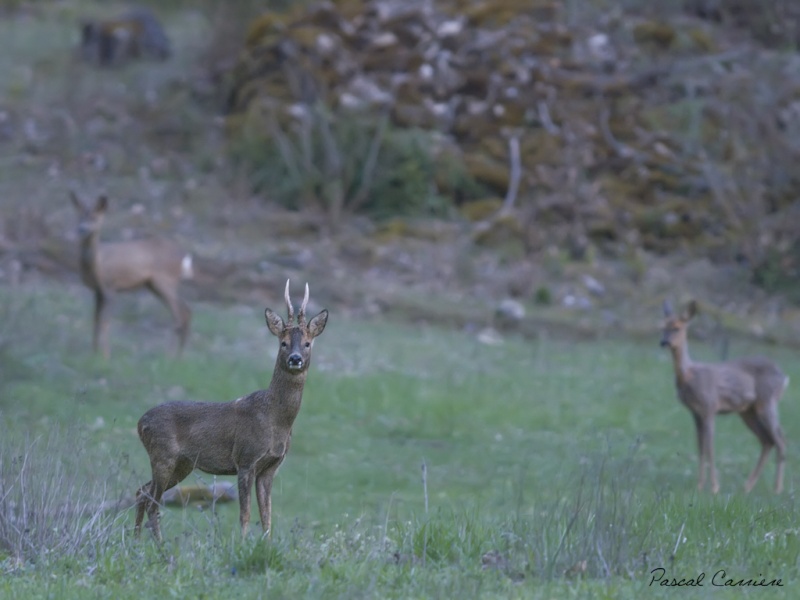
[349,111,391,212]
[537,101,560,136]
[502,136,521,212]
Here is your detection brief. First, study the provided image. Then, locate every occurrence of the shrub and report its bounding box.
[228,104,456,227]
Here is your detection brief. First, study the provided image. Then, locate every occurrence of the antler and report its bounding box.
[284,279,295,325]
[662,299,674,317]
[298,283,310,325]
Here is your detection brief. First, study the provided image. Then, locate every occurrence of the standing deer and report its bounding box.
[134,280,328,541]
[660,300,788,494]
[69,191,192,358]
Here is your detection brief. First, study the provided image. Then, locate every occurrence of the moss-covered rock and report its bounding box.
[460,197,504,222]
[633,21,677,49]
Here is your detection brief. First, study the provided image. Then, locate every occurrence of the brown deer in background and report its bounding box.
[134,280,328,541]
[69,192,192,358]
[660,300,789,494]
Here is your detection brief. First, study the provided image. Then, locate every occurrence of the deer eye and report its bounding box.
[305,342,310,348]
[281,341,287,348]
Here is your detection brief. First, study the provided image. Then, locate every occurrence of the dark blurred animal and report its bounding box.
[79,7,171,67]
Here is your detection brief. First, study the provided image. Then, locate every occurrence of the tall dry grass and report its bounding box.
[0,431,129,564]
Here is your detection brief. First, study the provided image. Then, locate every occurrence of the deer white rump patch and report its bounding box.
[181,254,194,279]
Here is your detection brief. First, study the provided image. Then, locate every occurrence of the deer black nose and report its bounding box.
[287,353,304,369]
[659,339,669,348]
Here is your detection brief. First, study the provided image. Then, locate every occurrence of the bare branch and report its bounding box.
[349,112,390,212]
[598,107,640,161]
[537,100,560,136]
[502,136,521,212]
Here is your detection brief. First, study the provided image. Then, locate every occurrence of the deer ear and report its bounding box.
[662,299,674,317]
[683,300,698,320]
[307,309,328,338]
[264,308,285,336]
[95,195,108,213]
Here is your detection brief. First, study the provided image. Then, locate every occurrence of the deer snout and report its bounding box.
[659,338,670,348]
[287,353,304,370]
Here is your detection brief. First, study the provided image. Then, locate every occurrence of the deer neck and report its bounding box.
[670,341,693,385]
[78,231,102,289]
[265,361,308,428]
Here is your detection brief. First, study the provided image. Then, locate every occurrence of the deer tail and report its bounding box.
[181,254,194,279]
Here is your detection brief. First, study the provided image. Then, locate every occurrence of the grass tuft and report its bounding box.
[232,538,287,575]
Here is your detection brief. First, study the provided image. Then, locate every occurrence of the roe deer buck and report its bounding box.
[660,300,789,493]
[69,192,192,358]
[134,280,328,541]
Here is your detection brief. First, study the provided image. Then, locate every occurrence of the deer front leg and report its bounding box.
[148,279,191,357]
[740,410,773,493]
[237,470,255,537]
[701,416,719,494]
[692,413,707,491]
[134,481,152,537]
[175,299,191,357]
[93,289,110,357]
[256,471,275,538]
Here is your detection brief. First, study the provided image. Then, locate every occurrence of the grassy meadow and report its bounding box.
[1,279,799,599]
[1,1,799,598]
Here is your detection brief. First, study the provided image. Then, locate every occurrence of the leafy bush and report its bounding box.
[752,242,800,302]
[685,0,800,50]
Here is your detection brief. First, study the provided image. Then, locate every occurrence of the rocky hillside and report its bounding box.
[222,0,800,295]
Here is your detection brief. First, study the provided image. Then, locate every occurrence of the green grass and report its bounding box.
[1,280,799,598]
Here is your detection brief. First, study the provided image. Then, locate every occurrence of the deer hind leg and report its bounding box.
[147,279,191,356]
[142,458,193,542]
[740,409,774,493]
[756,401,786,494]
[175,299,191,356]
[144,479,167,542]
[741,409,774,492]
[134,480,153,537]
